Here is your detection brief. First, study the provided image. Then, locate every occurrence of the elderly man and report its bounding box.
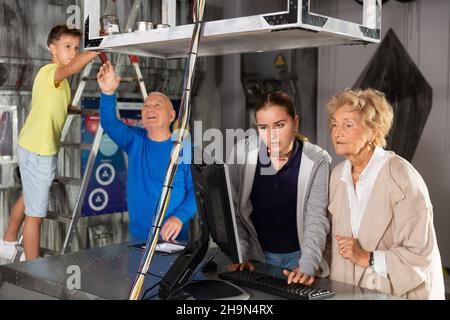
[97,61,196,241]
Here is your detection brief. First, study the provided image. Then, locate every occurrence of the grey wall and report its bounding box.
[316,0,450,267]
[241,48,318,142]
[0,0,79,60]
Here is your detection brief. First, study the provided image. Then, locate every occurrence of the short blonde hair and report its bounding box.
[326,88,394,148]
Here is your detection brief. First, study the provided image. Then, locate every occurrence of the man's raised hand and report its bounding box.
[97,61,121,95]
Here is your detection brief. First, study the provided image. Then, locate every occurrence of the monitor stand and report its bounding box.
[169,280,251,300]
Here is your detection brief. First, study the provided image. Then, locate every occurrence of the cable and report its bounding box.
[147,271,164,278]
[164,247,220,300]
[144,292,159,300]
[140,270,169,300]
[129,0,207,300]
[141,280,161,300]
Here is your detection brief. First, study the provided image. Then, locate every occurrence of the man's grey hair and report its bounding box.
[147,91,174,111]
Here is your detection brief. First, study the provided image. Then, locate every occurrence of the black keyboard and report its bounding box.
[218,270,335,300]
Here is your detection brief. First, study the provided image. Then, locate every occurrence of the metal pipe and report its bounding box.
[85,0,101,39]
[363,0,381,29]
[161,0,177,27]
[128,0,206,301]
[115,0,143,76]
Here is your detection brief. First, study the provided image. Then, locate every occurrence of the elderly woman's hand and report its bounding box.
[282,268,315,286]
[336,235,370,268]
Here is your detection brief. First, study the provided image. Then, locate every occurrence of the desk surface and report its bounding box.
[0,242,399,300]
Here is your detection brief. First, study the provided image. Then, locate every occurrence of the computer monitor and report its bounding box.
[158,147,247,300]
[191,150,243,264]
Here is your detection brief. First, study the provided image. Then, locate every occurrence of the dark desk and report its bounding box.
[0,242,400,300]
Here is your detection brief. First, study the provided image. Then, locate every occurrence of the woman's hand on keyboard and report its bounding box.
[283,268,315,286]
[228,260,255,272]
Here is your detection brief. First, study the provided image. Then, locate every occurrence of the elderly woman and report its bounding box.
[327,88,445,299]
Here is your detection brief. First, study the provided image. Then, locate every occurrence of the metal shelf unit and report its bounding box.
[83,0,382,59]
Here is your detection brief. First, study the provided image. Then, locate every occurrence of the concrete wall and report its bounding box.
[316,0,450,267]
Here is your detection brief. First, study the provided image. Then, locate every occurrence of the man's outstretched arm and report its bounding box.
[97,61,134,151]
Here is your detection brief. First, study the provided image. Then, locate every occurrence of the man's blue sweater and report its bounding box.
[100,93,197,240]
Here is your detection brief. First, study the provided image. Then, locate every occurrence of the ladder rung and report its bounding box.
[82,76,135,83]
[60,142,93,149]
[81,76,99,81]
[119,77,136,83]
[53,176,82,185]
[68,108,99,116]
[40,248,60,257]
[47,211,73,224]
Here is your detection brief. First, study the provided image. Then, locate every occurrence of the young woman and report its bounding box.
[227,91,330,285]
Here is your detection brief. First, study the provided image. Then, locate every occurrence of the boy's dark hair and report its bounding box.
[47,24,82,47]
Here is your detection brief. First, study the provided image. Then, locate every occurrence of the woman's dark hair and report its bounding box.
[47,24,82,47]
[254,91,308,142]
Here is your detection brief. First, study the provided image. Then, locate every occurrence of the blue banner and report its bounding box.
[80,97,141,216]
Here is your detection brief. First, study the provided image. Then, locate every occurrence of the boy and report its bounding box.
[0,25,98,261]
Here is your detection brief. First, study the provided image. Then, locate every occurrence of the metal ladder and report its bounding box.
[11,0,147,262]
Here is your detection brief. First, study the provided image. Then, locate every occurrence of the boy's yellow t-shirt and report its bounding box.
[18,63,71,156]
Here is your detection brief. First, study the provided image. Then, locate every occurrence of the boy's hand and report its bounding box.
[97,61,121,95]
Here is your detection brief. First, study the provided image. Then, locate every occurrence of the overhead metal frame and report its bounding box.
[83,0,382,59]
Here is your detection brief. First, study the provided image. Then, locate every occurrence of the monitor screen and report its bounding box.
[158,147,243,299]
[191,147,243,264]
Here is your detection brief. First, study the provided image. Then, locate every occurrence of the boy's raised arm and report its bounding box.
[54,51,99,84]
